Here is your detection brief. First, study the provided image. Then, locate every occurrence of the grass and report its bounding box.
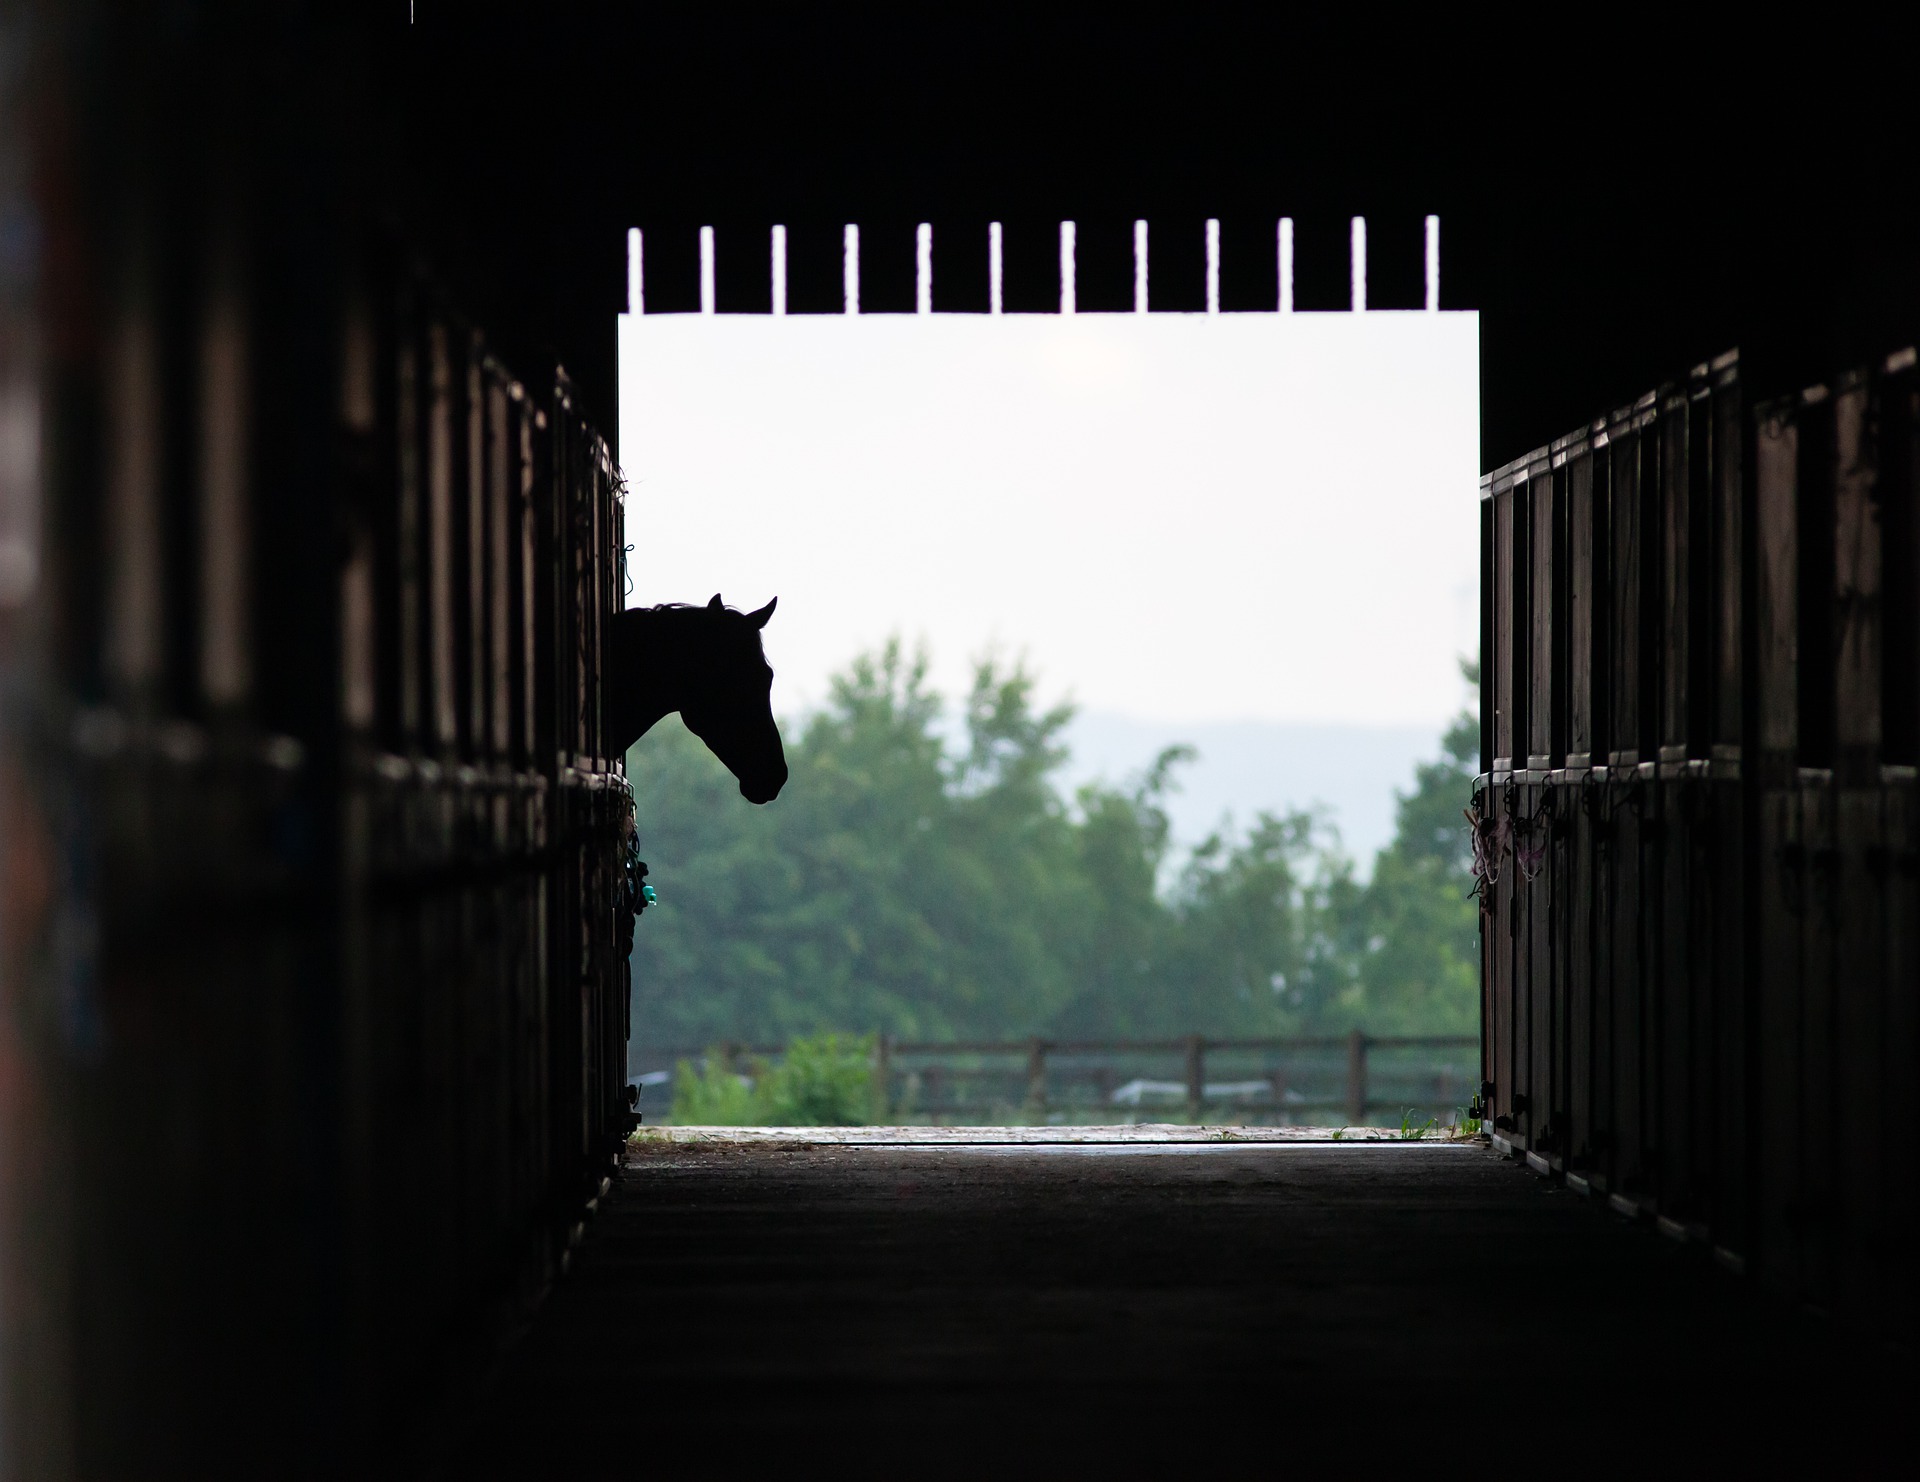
[669,1032,878,1126]
[1398,1107,1439,1141]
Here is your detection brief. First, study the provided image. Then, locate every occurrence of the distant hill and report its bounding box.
[1058,713,1444,880]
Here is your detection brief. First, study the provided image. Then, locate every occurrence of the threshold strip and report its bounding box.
[631,1124,1484,1151]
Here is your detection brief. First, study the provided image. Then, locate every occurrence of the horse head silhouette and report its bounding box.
[607,594,788,803]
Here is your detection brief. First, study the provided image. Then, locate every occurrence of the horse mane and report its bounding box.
[632,602,768,651]
[620,602,770,674]
[637,601,749,617]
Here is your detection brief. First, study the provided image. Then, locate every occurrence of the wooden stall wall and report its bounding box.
[0,50,637,1467]
[336,256,636,1455]
[1477,345,1918,1334]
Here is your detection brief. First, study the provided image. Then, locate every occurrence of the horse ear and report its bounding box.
[707,593,725,611]
[747,597,777,630]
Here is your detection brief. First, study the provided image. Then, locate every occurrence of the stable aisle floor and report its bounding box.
[454,1137,1914,1476]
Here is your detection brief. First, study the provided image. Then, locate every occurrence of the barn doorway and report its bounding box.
[618,219,1480,1131]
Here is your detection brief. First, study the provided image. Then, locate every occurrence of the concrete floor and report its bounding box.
[455,1136,1914,1476]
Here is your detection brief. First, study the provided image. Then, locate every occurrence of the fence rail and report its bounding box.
[637,1032,1479,1126]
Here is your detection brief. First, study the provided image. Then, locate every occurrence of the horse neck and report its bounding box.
[618,607,711,732]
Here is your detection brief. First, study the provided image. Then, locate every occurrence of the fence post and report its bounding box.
[1025,1037,1048,1118]
[870,1034,892,1123]
[1184,1035,1205,1121]
[1346,1030,1368,1126]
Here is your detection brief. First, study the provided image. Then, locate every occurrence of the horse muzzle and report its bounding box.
[739,765,788,805]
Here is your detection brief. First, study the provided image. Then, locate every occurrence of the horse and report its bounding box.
[607,594,789,804]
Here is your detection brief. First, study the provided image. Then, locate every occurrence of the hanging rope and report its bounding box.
[1466,789,1509,907]
[1512,787,1556,884]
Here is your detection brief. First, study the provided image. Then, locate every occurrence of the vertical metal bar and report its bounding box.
[1831,370,1883,1324]
[1526,451,1556,1153]
[1753,394,1803,1293]
[1835,781,1884,1326]
[1658,387,1693,1220]
[518,393,533,764]
[1796,388,1838,1312]
[1508,465,1533,1141]
[396,300,422,746]
[1833,373,1882,778]
[427,321,456,751]
[1712,353,1746,761]
[1562,432,1598,1177]
[106,286,165,698]
[1480,477,1495,774]
[199,261,251,710]
[1710,765,1747,1260]
[466,335,487,754]
[1609,409,1642,766]
[1660,385,1694,764]
[1883,350,1919,766]
[1568,764,1595,1171]
[1883,776,1918,1338]
[1529,458,1556,769]
[488,376,511,758]
[1634,398,1664,1208]
[338,292,377,734]
[1424,215,1440,312]
[1880,352,1919,1338]
[1491,782,1513,1129]
[1277,217,1294,313]
[1206,218,1220,315]
[1492,467,1518,768]
[1799,777,1836,1310]
[1348,216,1365,313]
[1707,350,1747,1262]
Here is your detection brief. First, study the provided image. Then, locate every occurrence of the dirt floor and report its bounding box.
[452,1136,1914,1476]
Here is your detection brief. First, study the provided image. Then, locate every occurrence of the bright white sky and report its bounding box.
[618,310,1478,730]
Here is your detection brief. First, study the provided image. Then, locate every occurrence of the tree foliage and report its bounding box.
[630,642,1479,1046]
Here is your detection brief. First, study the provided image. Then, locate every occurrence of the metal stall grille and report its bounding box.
[1476,347,1918,1339]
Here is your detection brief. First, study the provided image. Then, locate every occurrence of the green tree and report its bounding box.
[632,642,1096,1045]
[629,641,1481,1052]
[1347,662,1481,1033]
[1158,807,1364,1035]
[1047,746,1187,1036]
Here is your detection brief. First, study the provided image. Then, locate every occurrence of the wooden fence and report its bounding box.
[638,1033,1479,1125]
[1478,345,1919,1340]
